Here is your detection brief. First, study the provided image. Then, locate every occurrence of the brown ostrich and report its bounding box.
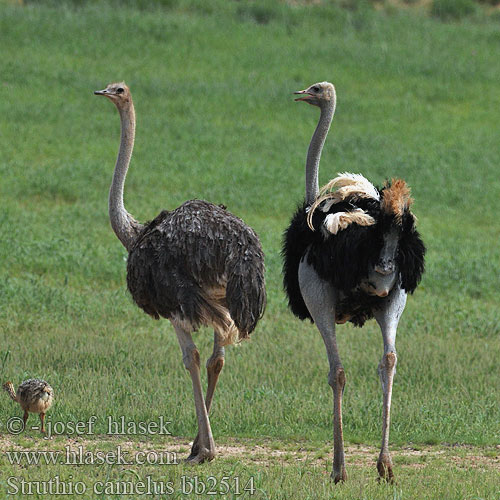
[94,82,266,463]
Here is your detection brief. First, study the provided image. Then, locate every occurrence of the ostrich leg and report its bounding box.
[188,332,225,460]
[373,286,407,482]
[40,412,46,434]
[173,323,215,464]
[299,259,347,483]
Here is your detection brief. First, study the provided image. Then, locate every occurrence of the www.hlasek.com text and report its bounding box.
[6,445,177,466]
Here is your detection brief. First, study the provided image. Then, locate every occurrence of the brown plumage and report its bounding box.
[3,379,54,433]
[380,179,413,224]
[127,200,266,345]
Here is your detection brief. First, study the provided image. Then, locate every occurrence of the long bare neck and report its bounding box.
[109,101,143,251]
[305,97,336,205]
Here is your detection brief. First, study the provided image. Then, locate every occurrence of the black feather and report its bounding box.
[397,211,426,294]
[282,191,425,327]
[127,200,266,338]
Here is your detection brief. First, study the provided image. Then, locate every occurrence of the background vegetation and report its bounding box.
[0,0,498,498]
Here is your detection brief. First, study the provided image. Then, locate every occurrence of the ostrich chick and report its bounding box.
[3,379,54,433]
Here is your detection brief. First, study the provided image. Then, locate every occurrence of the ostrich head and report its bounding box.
[94,82,132,107]
[294,81,336,108]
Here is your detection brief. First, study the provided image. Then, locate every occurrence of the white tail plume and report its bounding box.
[322,209,375,236]
[307,172,379,230]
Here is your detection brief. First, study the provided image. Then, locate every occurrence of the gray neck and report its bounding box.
[109,102,143,251]
[305,96,336,205]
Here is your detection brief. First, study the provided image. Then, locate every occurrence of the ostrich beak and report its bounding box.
[94,89,109,96]
[294,89,312,102]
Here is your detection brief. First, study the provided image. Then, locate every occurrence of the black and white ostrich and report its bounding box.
[282,82,425,482]
[94,82,266,463]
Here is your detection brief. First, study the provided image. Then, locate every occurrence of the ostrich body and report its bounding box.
[94,82,266,463]
[282,82,425,482]
[3,379,54,433]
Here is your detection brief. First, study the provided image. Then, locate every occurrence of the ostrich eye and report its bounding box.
[116,88,124,94]
[312,86,320,92]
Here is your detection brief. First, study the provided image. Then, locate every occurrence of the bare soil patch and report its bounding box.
[1,434,498,469]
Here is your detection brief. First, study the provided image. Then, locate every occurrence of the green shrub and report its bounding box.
[431,0,477,20]
[339,0,374,11]
[23,0,179,8]
[236,3,279,25]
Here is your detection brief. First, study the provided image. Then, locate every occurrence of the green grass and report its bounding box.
[0,1,499,498]
[0,437,498,499]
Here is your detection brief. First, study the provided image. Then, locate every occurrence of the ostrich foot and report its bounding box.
[184,446,215,464]
[185,435,215,464]
[331,466,347,484]
[377,455,394,483]
[186,435,200,461]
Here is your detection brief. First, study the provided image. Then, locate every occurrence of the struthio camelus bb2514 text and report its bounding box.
[282,82,425,482]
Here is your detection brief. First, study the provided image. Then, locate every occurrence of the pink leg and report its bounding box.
[374,286,407,482]
[39,412,46,434]
[298,261,347,482]
[328,347,347,483]
[377,352,397,482]
[188,332,225,460]
[174,323,215,464]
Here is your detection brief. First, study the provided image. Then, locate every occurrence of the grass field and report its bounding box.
[0,1,499,498]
